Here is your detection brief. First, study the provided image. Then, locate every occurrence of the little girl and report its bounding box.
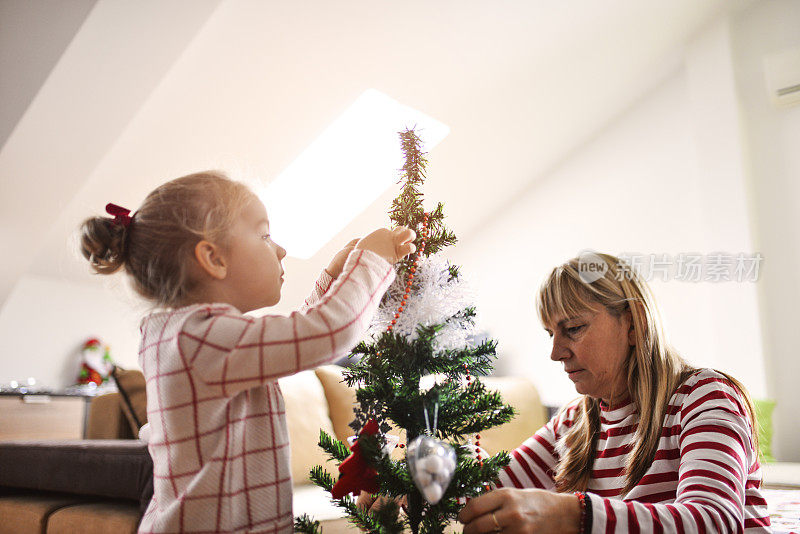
[80,171,415,533]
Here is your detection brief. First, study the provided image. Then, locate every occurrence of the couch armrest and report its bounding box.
[86,393,133,439]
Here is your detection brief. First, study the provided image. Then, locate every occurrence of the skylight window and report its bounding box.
[259,89,449,259]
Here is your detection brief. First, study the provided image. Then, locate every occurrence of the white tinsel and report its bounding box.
[366,254,478,351]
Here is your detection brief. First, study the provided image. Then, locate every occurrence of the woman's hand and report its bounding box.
[326,238,359,279]
[457,488,580,534]
[355,227,416,265]
[356,491,407,515]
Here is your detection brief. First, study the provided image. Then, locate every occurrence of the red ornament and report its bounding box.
[330,419,381,499]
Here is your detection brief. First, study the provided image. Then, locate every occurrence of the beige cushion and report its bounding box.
[46,501,141,534]
[0,493,86,534]
[314,365,358,443]
[280,371,339,484]
[477,376,547,455]
[314,365,410,461]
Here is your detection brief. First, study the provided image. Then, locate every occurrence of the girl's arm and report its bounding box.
[181,249,394,397]
[301,239,359,309]
[586,374,766,533]
[301,269,335,310]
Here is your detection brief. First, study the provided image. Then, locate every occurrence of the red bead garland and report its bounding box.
[386,214,428,452]
[462,363,486,473]
[385,213,429,452]
[386,213,429,334]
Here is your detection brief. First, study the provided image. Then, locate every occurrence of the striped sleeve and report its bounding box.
[588,374,755,533]
[302,269,335,310]
[181,249,394,397]
[495,404,577,490]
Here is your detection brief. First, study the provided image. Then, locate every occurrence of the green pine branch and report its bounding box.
[375,457,416,498]
[449,450,512,498]
[319,429,350,463]
[303,466,404,534]
[343,331,514,442]
[308,465,335,492]
[294,514,322,534]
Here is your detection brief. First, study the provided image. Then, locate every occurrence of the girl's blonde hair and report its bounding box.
[79,171,254,308]
[537,252,758,495]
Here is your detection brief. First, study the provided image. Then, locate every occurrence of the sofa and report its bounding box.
[0,365,548,533]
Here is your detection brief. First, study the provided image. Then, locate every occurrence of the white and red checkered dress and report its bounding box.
[137,250,394,533]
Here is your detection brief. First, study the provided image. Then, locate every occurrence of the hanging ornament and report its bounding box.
[406,402,456,504]
[407,435,456,504]
[331,419,381,499]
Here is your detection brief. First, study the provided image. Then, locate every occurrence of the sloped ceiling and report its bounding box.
[0,0,739,312]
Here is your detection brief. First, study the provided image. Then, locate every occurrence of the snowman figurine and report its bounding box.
[77,338,114,386]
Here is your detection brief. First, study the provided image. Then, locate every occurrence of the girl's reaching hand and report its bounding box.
[356,227,416,264]
[326,238,360,279]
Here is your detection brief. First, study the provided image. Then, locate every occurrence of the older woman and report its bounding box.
[458,253,771,533]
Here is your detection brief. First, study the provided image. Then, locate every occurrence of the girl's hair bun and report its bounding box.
[79,216,128,274]
[78,171,252,307]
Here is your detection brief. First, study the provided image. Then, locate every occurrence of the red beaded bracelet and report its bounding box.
[574,491,587,534]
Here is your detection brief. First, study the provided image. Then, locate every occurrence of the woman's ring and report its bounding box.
[491,511,502,532]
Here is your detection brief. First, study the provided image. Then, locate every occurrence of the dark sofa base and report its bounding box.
[0,440,151,533]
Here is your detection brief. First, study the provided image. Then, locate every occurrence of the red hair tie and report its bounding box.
[105,203,133,228]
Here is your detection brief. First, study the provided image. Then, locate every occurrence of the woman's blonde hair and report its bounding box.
[79,171,254,308]
[537,252,758,495]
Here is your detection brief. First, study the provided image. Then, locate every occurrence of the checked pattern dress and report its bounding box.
[137,250,394,533]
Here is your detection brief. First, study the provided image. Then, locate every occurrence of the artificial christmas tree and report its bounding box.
[295,129,514,534]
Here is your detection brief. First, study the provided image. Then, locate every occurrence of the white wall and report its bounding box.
[730,0,800,462]
[451,65,765,400]
[452,3,800,461]
[0,274,142,388]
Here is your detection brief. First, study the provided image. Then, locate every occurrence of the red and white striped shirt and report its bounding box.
[498,369,771,533]
[137,250,394,533]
